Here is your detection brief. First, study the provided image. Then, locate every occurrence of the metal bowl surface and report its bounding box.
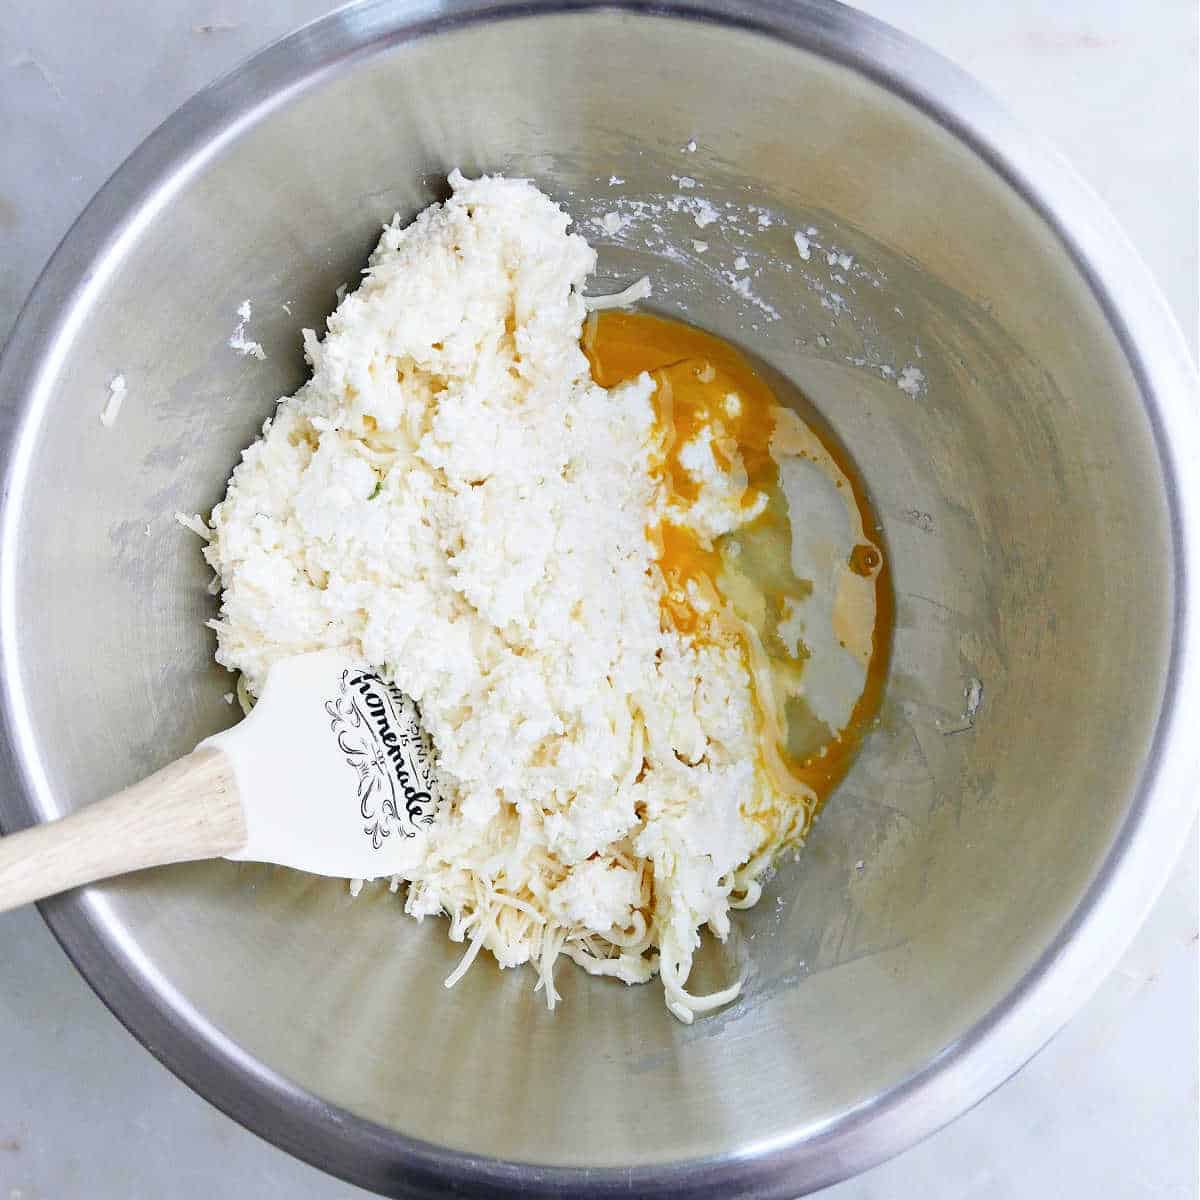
[0,1,1197,1196]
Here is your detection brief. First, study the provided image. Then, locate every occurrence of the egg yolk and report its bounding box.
[583,309,893,816]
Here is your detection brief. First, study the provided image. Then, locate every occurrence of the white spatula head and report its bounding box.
[203,650,439,881]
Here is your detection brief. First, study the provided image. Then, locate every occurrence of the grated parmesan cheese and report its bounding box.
[582,274,652,311]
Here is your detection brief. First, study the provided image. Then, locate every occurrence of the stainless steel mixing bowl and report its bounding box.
[1,1,1197,1195]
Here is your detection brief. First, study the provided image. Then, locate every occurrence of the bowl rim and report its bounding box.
[1,0,1197,1196]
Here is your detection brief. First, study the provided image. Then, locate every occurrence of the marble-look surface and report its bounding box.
[0,2,1195,1197]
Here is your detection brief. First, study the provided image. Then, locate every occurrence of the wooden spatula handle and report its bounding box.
[0,747,246,914]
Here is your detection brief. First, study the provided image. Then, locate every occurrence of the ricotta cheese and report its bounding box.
[204,172,787,1021]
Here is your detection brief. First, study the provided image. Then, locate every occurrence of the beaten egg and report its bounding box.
[583,309,893,817]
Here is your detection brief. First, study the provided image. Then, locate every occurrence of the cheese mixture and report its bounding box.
[204,172,885,1022]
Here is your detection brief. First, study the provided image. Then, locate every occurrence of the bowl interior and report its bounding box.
[3,5,1174,1179]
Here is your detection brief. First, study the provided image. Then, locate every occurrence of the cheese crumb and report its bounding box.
[228,301,266,360]
[898,364,926,397]
[100,374,126,428]
[174,512,211,540]
[597,211,629,236]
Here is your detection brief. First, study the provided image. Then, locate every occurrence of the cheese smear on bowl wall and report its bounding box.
[203,172,888,1022]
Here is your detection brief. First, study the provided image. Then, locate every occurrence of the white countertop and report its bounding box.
[0,2,1196,1196]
